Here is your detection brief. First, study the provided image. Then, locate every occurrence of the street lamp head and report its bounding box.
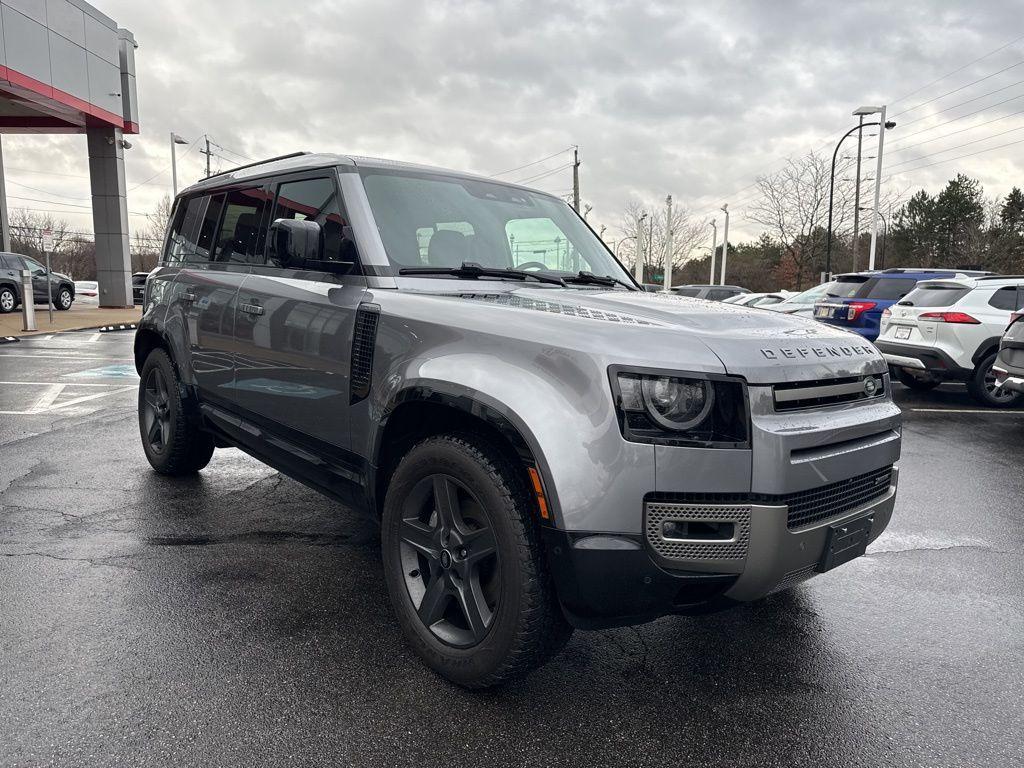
[853,105,883,116]
[639,212,648,221]
[884,120,896,129]
[171,133,188,145]
[721,203,728,213]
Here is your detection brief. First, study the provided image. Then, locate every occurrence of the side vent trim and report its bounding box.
[350,303,380,404]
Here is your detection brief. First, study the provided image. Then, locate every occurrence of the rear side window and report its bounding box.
[862,277,914,300]
[269,177,356,268]
[212,188,271,264]
[900,284,970,307]
[706,289,736,301]
[673,287,701,297]
[827,276,870,298]
[989,286,1024,311]
[164,195,226,264]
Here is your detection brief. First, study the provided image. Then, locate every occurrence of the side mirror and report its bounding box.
[268,218,323,269]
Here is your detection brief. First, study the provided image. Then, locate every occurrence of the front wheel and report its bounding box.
[138,349,215,474]
[381,435,571,688]
[968,352,1022,408]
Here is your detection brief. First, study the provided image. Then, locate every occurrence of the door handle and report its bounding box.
[181,291,197,302]
[240,302,264,316]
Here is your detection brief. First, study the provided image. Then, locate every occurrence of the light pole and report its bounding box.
[709,219,718,285]
[583,203,593,220]
[634,211,648,284]
[170,133,188,195]
[663,195,674,292]
[825,116,895,279]
[866,105,888,271]
[860,205,890,269]
[719,204,729,286]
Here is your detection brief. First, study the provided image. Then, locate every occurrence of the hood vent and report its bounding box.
[350,304,380,404]
[457,293,657,325]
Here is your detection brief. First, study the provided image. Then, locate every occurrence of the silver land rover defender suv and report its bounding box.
[135,153,901,688]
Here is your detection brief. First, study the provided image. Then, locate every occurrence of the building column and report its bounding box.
[0,136,11,252]
[88,126,132,308]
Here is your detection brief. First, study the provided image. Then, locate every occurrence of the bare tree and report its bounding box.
[619,200,708,281]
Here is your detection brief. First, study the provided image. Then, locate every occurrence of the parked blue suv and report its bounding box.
[813,269,989,341]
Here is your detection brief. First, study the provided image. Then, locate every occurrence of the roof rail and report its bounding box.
[204,151,311,181]
[976,274,1024,280]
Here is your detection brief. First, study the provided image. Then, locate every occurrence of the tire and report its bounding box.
[55,287,73,311]
[138,348,215,474]
[381,434,572,688]
[0,286,15,314]
[894,366,941,391]
[968,352,1022,408]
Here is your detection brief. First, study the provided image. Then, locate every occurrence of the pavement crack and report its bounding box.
[0,550,144,572]
[867,543,1015,557]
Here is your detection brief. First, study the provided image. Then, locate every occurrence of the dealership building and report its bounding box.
[0,0,138,306]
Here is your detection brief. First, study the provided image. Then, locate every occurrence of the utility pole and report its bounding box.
[851,114,865,271]
[572,145,580,213]
[709,219,717,285]
[0,136,10,252]
[662,195,674,292]
[867,105,887,271]
[648,214,654,282]
[634,211,648,284]
[200,135,213,178]
[719,204,730,285]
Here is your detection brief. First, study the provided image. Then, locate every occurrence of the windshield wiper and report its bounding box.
[561,271,636,290]
[398,262,567,286]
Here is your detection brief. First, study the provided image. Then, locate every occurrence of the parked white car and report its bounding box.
[765,282,835,317]
[74,280,99,304]
[722,291,796,307]
[875,276,1024,407]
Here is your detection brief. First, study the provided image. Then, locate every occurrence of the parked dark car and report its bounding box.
[994,303,1024,396]
[671,284,749,301]
[132,272,149,305]
[813,268,989,342]
[0,251,75,312]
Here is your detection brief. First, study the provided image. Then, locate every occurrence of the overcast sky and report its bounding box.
[6,0,1024,245]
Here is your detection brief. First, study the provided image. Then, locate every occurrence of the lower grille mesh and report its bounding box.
[782,466,893,529]
[644,503,751,562]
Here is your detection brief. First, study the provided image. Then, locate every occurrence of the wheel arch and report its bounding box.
[972,337,1003,367]
[370,383,560,527]
[134,326,172,375]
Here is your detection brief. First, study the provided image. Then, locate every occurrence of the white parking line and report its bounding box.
[0,380,135,415]
[87,333,102,342]
[30,384,65,411]
[0,353,125,361]
[0,381,130,387]
[907,408,1024,414]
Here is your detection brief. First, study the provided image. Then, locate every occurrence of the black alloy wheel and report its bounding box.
[142,366,172,455]
[399,473,500,647]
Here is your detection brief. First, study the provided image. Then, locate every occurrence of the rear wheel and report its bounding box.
[894,367,941,391]
[381,434,571,688]
[0,286,15,313]
[968,352,1022,408]
[138,349,215,474]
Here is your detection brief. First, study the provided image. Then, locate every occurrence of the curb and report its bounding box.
[98,323,138,333]
[0,335,19,344]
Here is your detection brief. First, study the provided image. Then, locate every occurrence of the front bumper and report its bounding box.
[544,468,898,628]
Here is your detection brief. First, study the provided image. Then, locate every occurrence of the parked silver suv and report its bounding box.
[134,153,902,687]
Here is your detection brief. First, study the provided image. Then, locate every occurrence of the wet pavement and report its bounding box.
[1,331,1022,767]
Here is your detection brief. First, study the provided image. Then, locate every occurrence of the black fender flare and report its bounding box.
[369,380,563,527]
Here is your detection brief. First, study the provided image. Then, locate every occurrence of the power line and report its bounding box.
[890,57,1024,119]
[888,31,1024,106]
[513,163,573,185]
[492,148,574,177]
[896,77,1024,128]
[887,104,1024,152]
[885,135,1024,176]
[887,122,1024,163]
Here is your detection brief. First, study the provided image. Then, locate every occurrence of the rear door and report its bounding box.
[880,281,972,346]
[230,171,366,450]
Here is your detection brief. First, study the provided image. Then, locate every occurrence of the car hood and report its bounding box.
[441,285,887,383]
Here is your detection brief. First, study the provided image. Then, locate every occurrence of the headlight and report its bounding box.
[611,369,749,447]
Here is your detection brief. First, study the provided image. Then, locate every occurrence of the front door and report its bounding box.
[230,173,366,450]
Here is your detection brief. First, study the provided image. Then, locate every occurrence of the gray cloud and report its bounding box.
[4,0,1024,243]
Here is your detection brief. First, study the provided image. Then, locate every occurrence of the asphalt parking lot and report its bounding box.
[1,331,1022,767]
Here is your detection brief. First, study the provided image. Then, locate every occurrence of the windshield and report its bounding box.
[672,287,702,297]
[360,170,634,284]
[787,282,834,304]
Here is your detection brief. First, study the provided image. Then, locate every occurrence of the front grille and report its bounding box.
[781,466,893,529]
[773,374,885,411]
[644,502,750,563]
[647,465,894,532]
